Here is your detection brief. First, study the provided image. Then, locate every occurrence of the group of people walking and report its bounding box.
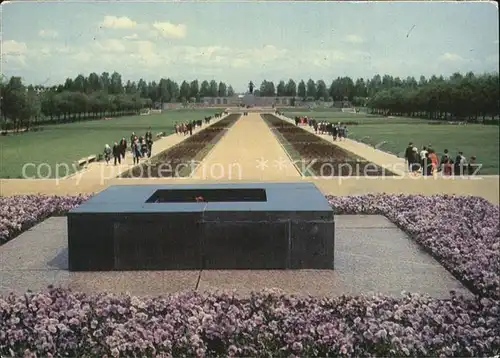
[129,130,154,164]
[174,121,196,136]
[103,128,154,165]
[102,112,224,167]
[404,143,479,176]
[293,116,349,141]
[312,120,348,141]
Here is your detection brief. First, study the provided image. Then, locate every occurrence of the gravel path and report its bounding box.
[191,112,300,180]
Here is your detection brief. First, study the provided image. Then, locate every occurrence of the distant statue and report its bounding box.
[248,81,254,94]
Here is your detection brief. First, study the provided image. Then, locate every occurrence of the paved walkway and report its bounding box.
[67,115,227,181]
[277,114,407,175]
[191,112,300,180]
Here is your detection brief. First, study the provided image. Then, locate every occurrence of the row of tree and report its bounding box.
[0,73,236,130]
[367,72,499,121]
[255,73,499,106]
[54,73,236,103]
[1,71,498,131]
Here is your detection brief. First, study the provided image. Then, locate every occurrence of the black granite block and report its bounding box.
[290,221,335,269]
[203,222,290,269]
[113,218,202,270]
[67,215,114,271]
[67,183,335,271]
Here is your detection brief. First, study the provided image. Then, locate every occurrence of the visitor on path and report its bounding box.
[145,128,153,157]
[103,144,112,165]
[442,157,453,176]
[342,125,348,139]
[145,128,153,144]
[147,141,153,158]
[439,149,449,172]
[422,151,431,176]
[338,125,347,141]
[404,142,414,171]
[409,146,420,175]
[139,137,148,157]
[112,142,121,165]
[428,148,438,176]
[119,138,127,159]
[130,132,138,148]
[132,140,141,164]
[419,146,428,168]
[454,151,467,176]
[468,156,479,175]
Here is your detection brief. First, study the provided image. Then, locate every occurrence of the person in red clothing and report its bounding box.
[428,149,438,176]
[442,157,453,176]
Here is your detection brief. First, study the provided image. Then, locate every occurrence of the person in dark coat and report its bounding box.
[409,146,420,175]
[145,127,153,143]
[145,128,153,157]
[119,138,127,159]
[130,132,137,147]
[132,140,141,164]
[140,137,148,157]
[404,142,414,172]
[112,142,121,165]
[439,149,449,172]
[468,156,479,176]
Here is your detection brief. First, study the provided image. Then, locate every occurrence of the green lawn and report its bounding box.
[0,109,219,178]
[279,109,500,174]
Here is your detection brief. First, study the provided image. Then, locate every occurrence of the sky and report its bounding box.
[1,1,499,92]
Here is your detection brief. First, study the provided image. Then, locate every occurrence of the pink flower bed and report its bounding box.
[327,194,500,300]
[0,195,92,244]
[0,288,498,357]
[0,194,499,356]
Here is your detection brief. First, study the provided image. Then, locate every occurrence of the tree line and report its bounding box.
[0,72,235,131]
[255,72,499,121]
[1,70,498,131]
[367,72,499,122]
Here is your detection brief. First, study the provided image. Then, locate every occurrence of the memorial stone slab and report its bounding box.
[67,183,335,271]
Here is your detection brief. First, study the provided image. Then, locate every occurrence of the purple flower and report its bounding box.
[0,194,92,244]
[0,194,498,357]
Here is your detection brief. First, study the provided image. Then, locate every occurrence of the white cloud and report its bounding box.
[39,47,51,56]
[14,39,377,78]
[92,39,128,53]
[101,16,137,29]
[1,40,28,67]
[38,29,58,38]
[230,58,251,68]
[123,33,139,40]
[344,34,364,44]
[438,52,465,62]
[151,22,187,38]
[135,40,155,54]
[70,51,93,64]
[2,40,28,54]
